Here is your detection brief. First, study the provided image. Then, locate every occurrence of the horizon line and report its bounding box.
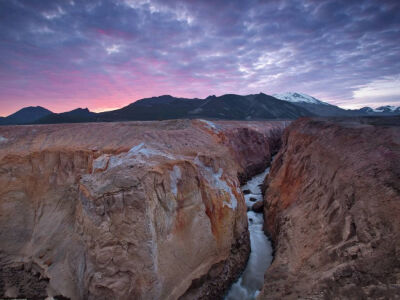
[1,92,396,117]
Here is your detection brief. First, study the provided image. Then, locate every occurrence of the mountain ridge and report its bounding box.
[1,93,399,125]
[0,106,52,125]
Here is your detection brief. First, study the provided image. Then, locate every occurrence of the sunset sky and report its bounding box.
[0,0,399,116]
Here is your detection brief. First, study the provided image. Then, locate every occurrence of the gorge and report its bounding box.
[0,116,399,299]
[0,119,283,299]
[225,166,274,300]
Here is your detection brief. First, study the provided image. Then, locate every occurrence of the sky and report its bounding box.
[0,0,400,116]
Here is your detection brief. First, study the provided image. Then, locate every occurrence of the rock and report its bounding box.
[0,119,286,300]
[221,125,285,185]
[252,201,264,213]
[259,117,400,299]
[249,197,257,202]
[242,189,251,195]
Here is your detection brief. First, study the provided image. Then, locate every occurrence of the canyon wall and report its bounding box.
[0,119,284,299]
[259,117,400,299]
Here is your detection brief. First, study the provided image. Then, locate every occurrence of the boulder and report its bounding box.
[251,201,264,213]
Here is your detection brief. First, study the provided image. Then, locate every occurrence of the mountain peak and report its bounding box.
[374,105,397,113]
[69,108,90,113]
[2,106,52,124]
[273,92,329,105]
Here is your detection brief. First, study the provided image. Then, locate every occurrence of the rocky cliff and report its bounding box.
[259,117,400,299]
[0,119,284,299]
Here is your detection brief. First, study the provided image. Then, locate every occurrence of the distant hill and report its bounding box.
[35,108,97,124]
[1,92,399,125]
[97,93,313,122]
[0,106,52,125]
[98,95,202,121]
[22,93,307,124]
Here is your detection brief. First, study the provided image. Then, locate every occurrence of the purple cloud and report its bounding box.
[0,0,399,115]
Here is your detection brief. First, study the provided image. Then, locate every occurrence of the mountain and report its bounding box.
[273,92,328,105]
[35,108,97,124]
[3,93,311,125]
[0,106,52,125]
[188,93,312,119]
[359,107,375,113]
[274,92,400,117]
[96,93,312,122]
[98,95,201,121]
[374,105,400,113]
[2,93,399,125]
[273,92,356,117]
[359,105,400,115]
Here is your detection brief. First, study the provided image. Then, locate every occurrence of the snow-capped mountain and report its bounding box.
[274,92,400,116]
[359,107,375,113]
[360,105,400,113]
[273,92,330,106]
[272,92,351,116]
[373,105,399,113]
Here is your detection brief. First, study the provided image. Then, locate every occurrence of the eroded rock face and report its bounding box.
[259,117,400,299]
[0,119,285,299]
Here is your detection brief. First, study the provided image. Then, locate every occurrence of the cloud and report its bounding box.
[0,0,399,115]
[105,44,121,55]
[353,76,400,99]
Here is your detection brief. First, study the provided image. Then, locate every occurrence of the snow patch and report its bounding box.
[129,142,145,154]
[92,154,110,173]
[108,142,175,169]
[128,142,174,159]
[194,156,237,209]
[274,92,329,105]
[189,107,203,114]
[199,119,219,132]
[373,105,397,112]
[170,165,182,197]
[108,155,137,169]
[0,136,8,143]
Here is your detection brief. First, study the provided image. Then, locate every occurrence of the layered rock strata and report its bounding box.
[260,117,400,299]
[0,119,284,299]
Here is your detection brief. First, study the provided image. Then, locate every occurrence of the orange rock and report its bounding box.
[0,119,285,299]
[260,117,400,299]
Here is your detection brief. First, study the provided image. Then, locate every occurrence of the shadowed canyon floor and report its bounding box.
[0,119,285,299]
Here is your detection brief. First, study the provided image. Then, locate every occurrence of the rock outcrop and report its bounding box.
[251,201,264,213]
[0,119,285,299]
[259,117,400,299]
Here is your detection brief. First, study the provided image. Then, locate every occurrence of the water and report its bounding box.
[225,167,273,300]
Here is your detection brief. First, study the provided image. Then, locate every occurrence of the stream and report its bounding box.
[225,167,273,300]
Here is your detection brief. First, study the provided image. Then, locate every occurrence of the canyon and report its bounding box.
[0,116,399,300]
[0,119,284,299]
[260,116,400,299]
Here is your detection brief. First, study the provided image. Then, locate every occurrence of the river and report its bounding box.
[225,167,273,300]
